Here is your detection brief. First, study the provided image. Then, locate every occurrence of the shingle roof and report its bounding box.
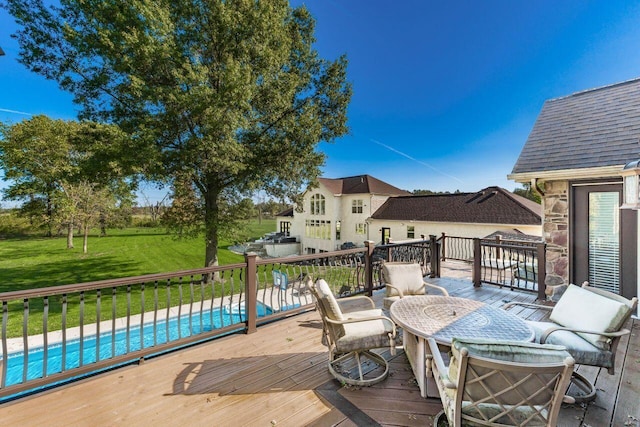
[371,187,541,225]
[276,207,293,217]
[512,78,640,175]
[318,175,411,196]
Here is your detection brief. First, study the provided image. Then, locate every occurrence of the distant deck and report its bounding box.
[1,265,638,426]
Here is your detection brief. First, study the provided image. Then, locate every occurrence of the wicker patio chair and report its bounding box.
[382,262,449,310]
[310,278,397,386]
[428,337,575,427]
[504,282,638,403]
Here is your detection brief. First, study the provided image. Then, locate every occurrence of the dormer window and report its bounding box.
[310,193,325,215]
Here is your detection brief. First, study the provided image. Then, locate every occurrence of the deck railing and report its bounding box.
[439,233,474,262]
[439,233,546,298]
[0,238,436,400]
[472,238,546,299]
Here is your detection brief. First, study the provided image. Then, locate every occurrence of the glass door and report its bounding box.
[572,182,636,298]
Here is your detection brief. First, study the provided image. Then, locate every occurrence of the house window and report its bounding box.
[355,223,367,235]
[280,221,291,236]
[310,194,325,215]
[305,219,331,239]
[336,220,341,240]
[352,199,363,214]
[407,225,415,239]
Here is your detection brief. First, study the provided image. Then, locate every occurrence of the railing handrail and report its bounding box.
[0,263,248,301]
[254,247,367,266]
[477,241,542,251]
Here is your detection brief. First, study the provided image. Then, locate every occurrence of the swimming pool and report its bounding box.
[2,302,273,392]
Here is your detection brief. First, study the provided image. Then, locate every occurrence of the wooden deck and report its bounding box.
[1,267,638,426]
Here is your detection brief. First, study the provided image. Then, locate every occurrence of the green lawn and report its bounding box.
[0,219,276,292]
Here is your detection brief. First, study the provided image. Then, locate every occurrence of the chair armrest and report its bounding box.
[424,281,449,296]
[385,283,405,298]
[325,314,397,335]
[540,326,631,344]
[426,338,456,389]
[336,295,376,311]
[502,301,553,311]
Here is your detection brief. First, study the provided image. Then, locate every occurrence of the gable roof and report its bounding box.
[318,175,411,196]
[511,78,640,175]
[371,187,541,225]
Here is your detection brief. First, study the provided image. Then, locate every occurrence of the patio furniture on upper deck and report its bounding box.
[310,279,397,386]
[381,261,449,310]
[428,337,575,427]
[390,295,535,398]
[504,282,638,403]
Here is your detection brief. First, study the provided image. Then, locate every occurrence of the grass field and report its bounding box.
[0,219,276,293]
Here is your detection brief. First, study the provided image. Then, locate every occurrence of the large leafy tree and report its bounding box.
[7,0,352,267]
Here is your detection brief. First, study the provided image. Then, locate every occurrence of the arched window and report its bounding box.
[310,194,325,215]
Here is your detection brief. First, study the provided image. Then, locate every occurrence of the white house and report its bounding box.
[288,175,410,254]
[283,175,541,255]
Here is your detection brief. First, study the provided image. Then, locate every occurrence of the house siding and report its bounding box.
[368,219,541,243]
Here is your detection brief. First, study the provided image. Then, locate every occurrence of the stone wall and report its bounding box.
[542,180,569,289]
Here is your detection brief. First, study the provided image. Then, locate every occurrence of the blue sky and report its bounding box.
[2,0,640,204]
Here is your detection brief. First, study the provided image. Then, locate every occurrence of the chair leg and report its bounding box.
[328,350,390,387]
[569,371,596,403]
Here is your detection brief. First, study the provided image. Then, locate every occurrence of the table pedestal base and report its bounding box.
[403,330,440,398]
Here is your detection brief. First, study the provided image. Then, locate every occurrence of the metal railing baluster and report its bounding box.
[96,290,101,363]
[140,283,145,350]
[79,291,84,367]
[22,299,28,383]
[43,296,48,377]
[61,294,67,372]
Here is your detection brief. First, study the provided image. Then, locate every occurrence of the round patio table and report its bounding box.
[390,295,534,398]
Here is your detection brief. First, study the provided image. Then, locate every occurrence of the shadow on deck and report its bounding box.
[1,268,638,427]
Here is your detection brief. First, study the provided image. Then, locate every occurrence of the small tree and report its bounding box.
[59,180,115,253]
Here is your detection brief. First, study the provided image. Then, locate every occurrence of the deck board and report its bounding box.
[0,266,638,426]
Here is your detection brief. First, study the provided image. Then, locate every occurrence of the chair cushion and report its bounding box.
[448,337,571,385]
[382,262,425,297]
[527,321,615,369]
[314,279,343,321]
[460,402,549,426]
[344,308,384,319]
[549,284,630,350]
[335,318,394,353]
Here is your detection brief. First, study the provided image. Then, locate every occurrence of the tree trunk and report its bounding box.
[83,223,89,254]
[45,193,53,237]
[67,222,74,249]
[204,188,220,269]
[100,212,107,237]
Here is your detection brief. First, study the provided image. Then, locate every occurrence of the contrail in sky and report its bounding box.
[370,139,464,183]
[0,108,33,116]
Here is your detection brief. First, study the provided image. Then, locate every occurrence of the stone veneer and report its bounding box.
[542,180,569,290]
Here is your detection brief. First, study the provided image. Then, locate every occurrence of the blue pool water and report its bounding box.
[2,303,276,391]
